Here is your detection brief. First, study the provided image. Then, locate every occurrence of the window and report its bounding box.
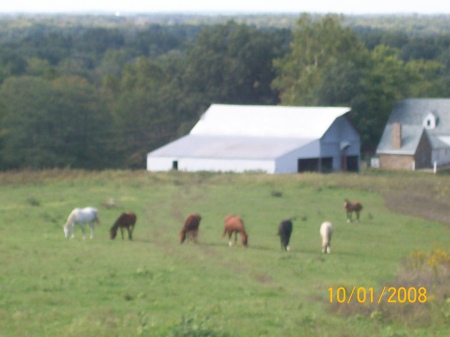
[423,112,437,129]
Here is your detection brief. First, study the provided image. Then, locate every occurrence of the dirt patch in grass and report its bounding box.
[382,190,450,227]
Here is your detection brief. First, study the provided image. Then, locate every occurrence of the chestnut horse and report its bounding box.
[344,199,363,223]
[63,207,100,239]
[110,212,137,240]
[222,215,248,247]
[180,213,201,243]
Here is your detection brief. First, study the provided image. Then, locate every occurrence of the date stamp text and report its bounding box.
[328,286,427,304]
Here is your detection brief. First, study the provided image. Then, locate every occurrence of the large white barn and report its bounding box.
[147,104,360,174]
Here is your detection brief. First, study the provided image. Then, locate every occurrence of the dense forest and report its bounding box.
[0,13,449,169]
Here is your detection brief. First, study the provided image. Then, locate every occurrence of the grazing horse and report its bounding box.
[180,213,201,243]
[320,221,333,254]
[344,199,363,223]
[110,212,137,240]
[277,219,293,251]
[63,207,100,239]
[222,215,248,247]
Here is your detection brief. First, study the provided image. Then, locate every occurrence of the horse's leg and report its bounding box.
[346,211,351,223]
[120,227,125,240]
[127,227,132,240]
[89,223,94,239]
[193,230,198,243]
[79,223,86,240]
[356,211,360,223]
[228,232,233,247]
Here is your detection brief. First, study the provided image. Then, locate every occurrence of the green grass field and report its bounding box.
[0,170,448,336]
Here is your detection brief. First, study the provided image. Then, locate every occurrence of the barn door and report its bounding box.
[341,155,347,171]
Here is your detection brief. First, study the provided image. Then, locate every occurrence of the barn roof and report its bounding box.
[148,104,352,161]
[148,135,315,160]
[377,98,450,154]
[190,104,350,139]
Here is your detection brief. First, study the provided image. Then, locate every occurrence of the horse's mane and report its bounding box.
[64,209,79,227]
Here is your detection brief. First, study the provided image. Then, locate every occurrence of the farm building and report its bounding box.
[147,104,360,174]
[376,98,450,170]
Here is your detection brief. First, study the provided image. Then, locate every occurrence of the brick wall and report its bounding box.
[379,130,432,170]
[379,154,415,170]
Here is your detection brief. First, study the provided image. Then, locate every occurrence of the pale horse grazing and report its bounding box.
[320,221,333,254]
[63,207,100,239]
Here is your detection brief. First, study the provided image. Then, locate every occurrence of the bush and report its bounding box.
[329,247,450,328]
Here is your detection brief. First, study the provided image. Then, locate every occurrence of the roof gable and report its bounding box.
[190,104,350,139]
[377,98,450,154]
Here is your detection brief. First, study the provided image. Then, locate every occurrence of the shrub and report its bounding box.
[329,247,450,328]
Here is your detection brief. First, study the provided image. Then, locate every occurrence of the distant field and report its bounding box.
[0,170,448,337]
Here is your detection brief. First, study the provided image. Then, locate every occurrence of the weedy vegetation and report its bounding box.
[0,169,448,336]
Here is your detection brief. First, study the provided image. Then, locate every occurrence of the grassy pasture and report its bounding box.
[0,170,448,337]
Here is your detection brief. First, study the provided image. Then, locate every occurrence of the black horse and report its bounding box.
[277,219,293,251]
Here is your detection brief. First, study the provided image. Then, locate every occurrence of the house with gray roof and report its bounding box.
[147,104,360,174]
[376,98,450,170]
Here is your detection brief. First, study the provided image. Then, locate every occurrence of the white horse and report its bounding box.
[63,207,100,239]
[320,221,333,254]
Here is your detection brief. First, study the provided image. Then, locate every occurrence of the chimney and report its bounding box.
[392,122,402,149]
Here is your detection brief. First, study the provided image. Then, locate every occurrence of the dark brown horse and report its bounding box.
[110,212,137,240]
[222,215,248,247]
[180,213,201,243]
[344,199,363,223]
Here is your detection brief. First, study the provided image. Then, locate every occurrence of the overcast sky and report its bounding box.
[1,1,450,15]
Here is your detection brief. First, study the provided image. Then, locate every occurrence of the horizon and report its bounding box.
[2,1,450,15]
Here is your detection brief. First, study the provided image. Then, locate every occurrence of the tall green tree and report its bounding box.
[108,57,181,168]
[0,76,112,169]
[272,14,365,105]
[0,49,27,84]
[183,21,283,106]
[351,46,414,151]
[271,14,449,152]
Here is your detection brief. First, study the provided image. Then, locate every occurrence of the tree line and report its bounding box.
[0,14,449,170]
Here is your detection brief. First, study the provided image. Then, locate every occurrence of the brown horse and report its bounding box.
[222,215,248,247]
[344,199,363,223]
[110,212,137,240]
[180,213,201,243]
